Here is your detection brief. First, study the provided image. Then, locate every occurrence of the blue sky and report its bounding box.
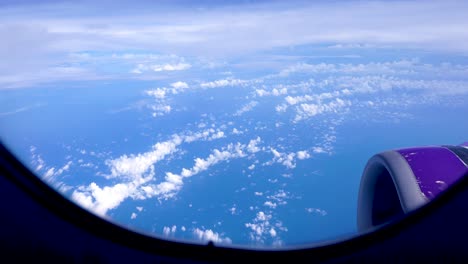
[1,0,468,247]
[1,0,468,88]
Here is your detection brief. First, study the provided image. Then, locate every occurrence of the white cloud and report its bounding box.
[229,207,237,215]
[163,225,177,236]
[245,211,285,245]
[171,81,189,89]
[234,101,258,116]
[294,98,351,122]
[40,160,73,182]
[200,78,246,88]
[179,146,242,178]
[83,136,261,212]
[149,103,172,117]
[105,136,181,180]
[268,148,296,169]
[153,63,191,72]
[247,137,261,153]
[147,137,260,199]
[264,201,277,209]
[146,88,166,99]
[255,87,288,97]
[132,62,191,74]
[131,213,137,219]
[72,129,233,216]
[269,228,277,237]
[312,147,326,154]
[72,182,136,216]
[266,190,289,206]
[232,128,244,135]
[255,89,269,97]
[275,104,288,113]
[193,228,232,244]
[2,2,468,88]
[296,150,310,160]
[163,226,171,236]
[306,208,328,216]
[183,128,226,143]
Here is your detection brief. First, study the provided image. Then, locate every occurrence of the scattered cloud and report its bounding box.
[200,78,246,89]
[264,201,277,209]
[294,98,351,122]
[234,101,258,116]
[71,129,234,216]
[0,103,45,117]
[296,150,310,160]
[245,211,286,245]
[171,81,189,89]
[267,148,297,169]
[306,208,328,216]
[131,62,191,74]
[146,88,166,99]
[163,225,177,236]
[193,228,232,244]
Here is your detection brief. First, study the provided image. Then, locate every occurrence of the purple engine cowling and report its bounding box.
[357,143,468,232]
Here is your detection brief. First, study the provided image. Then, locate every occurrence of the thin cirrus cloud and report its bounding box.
[2,1,468,55]
[2,1,467,87]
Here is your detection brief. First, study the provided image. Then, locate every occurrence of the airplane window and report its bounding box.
[1,0,467,249]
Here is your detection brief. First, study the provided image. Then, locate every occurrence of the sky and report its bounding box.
[1,0,468,88]
[1,0,468,248]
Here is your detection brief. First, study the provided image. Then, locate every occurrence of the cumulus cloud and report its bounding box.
[72,182,135,216]
[200,78,246,88]
[77,136,261,217]
[296,150,310,160]
[294,98,352,122]
[232,128,244,135]
[193,228,232,244]
[105,135,181,180]
[163,225,177,236]
[178,144,246,178]
[139,137,262,200]
[150,104,172,117]
[146,88,166,99]
[267,190,289,206]
[183,128,225,143]
[171,81,189,89]
[268,148,297,169]
[255,87,288,97]
[247,137,261,153]
[245,211,286,245]
[264,201,277,209]
[72,129,234,216]
[275,104,288,113]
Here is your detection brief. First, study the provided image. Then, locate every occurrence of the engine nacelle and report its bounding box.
[357,143,468,232]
